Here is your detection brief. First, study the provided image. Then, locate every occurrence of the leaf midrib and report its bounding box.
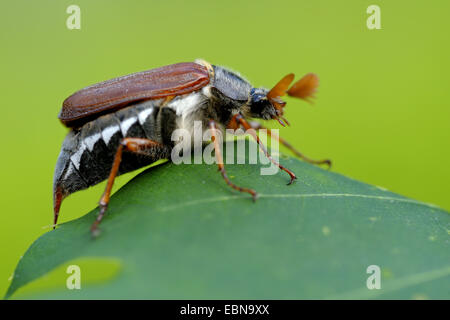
[154,193,446,214]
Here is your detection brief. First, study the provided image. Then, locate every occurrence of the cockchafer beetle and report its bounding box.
[54,59,331,236]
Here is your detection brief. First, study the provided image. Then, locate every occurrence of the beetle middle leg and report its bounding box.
[209,120,258,201]
[248,121,332,168]
[91,137,164,236]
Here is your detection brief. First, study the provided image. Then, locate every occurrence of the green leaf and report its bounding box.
[5,141,450,299]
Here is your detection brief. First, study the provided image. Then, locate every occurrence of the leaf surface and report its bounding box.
[6,142,450,299]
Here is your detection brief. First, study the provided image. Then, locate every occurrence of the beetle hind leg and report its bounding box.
[90,138,165,237]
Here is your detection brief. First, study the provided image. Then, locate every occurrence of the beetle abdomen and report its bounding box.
[53,100,172,199]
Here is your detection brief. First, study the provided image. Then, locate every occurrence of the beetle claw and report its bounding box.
[91,227,101,238]
[287,175,297,185]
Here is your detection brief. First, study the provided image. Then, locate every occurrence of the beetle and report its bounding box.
[53,59,331,236]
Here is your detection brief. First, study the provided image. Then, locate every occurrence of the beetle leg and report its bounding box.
[209,120,258,201]
[91,138,163,237]
[248,121,332,168]
[232,114,297,185]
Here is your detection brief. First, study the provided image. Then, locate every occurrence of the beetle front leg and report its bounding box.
[232,114,297,185]
[248,121,332,168]
[91,138,163,237]
[209,120,258,201]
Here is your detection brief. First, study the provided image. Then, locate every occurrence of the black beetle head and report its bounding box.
[249,88,279,120]
[249,73,320,126]
[249,87,290,126]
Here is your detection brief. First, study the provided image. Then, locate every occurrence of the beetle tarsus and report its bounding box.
[278,163,297,185]
[233,114,298,185]
[287,175,297,185]
[210,120,258,201]
[91,225,101,238]
[218,162,259,201]
[249,121,332,170]
[90,203,107,237]
[323,159,332,169]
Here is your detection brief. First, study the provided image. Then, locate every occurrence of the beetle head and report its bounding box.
[249,73,319,126]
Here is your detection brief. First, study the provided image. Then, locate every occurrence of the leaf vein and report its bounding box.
[157,193,445,213]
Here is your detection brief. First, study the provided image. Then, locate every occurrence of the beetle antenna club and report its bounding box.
[53,60,331,235]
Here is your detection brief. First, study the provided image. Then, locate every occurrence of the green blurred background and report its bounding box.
[1,0,449,297]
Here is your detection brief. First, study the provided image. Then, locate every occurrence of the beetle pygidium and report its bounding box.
[54,59,331,236]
